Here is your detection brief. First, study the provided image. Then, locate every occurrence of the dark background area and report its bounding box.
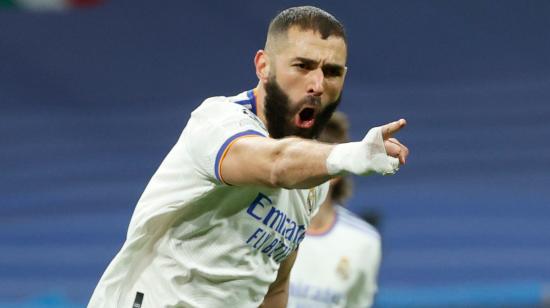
[1,0,549,306]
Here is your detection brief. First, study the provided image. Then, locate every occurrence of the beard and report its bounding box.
[263,77,341,139]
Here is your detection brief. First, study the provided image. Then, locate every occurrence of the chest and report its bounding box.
[236,188,319,262]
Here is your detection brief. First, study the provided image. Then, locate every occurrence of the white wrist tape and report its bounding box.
[326,126,400,176]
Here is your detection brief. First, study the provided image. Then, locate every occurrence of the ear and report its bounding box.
[254,49,270,83]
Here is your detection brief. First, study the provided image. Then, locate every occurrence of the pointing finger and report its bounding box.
[382,119,407,139]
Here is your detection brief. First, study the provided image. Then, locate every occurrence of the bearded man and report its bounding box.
[89,6,408,308]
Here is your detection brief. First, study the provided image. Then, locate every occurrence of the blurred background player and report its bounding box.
[288,112,382,308]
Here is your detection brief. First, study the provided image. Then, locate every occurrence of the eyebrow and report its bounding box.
[293,57,345,73]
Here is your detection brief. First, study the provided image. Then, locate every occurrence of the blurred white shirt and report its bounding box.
[289,206,381,308]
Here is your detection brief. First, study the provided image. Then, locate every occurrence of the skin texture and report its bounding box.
[264,27,347,114]
[219,27,409,307]
[259,249,298,308]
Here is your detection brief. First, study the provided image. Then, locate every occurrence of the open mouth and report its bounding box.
[295,106,317,129]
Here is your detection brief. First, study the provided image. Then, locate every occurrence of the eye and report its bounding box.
[323,67,343,78]
[293,62,307,70]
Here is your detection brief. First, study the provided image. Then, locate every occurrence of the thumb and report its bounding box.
[381,119,407,139]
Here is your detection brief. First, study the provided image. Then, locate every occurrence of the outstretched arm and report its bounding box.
[221,136,334,188]
[220,119,409,188]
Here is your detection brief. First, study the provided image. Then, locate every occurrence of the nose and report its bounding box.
[307,68,324,96]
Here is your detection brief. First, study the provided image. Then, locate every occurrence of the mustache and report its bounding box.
[304,95,321,106]
[290,95,321,113]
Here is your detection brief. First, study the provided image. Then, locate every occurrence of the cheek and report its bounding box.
[323,79,344,101]
[276,74,306,100]
[276,75,299,90]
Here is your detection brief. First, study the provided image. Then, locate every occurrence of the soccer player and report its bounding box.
[288,112,382,308]
[89,6,408,308]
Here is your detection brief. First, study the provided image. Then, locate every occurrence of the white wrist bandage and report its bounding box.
[326,126,400,176]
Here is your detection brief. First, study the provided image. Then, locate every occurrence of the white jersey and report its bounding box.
[288,206,381,308]
[88,89,329,308]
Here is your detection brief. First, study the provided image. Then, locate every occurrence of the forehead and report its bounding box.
[277,26,347,65]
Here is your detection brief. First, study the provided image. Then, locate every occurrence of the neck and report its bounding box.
[308,198,336,234]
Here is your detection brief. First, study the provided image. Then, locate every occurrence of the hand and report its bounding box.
[326,118,409,176]
[380,119,409,165]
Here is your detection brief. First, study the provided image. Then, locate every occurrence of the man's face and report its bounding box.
[263,27,347,139]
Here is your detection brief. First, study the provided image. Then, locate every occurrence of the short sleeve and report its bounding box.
[183,97,267,184]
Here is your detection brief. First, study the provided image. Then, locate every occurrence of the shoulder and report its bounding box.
[191,95,241,121]
[335,206,381,242]
[189,91,267,135]
[192,90,256,118]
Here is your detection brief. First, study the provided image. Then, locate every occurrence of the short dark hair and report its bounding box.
[318,112,352,203]
[266,6,347,50]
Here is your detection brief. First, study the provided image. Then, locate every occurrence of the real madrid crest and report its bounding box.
[307,188,317,215]
[336,256,350,280]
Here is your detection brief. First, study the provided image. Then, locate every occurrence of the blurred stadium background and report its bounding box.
[1,0,549,307]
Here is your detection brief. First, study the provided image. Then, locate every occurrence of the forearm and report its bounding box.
[260,249,297,307]
[269,127,401,188]
[260,278,290,308]
[269,137,335,189]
